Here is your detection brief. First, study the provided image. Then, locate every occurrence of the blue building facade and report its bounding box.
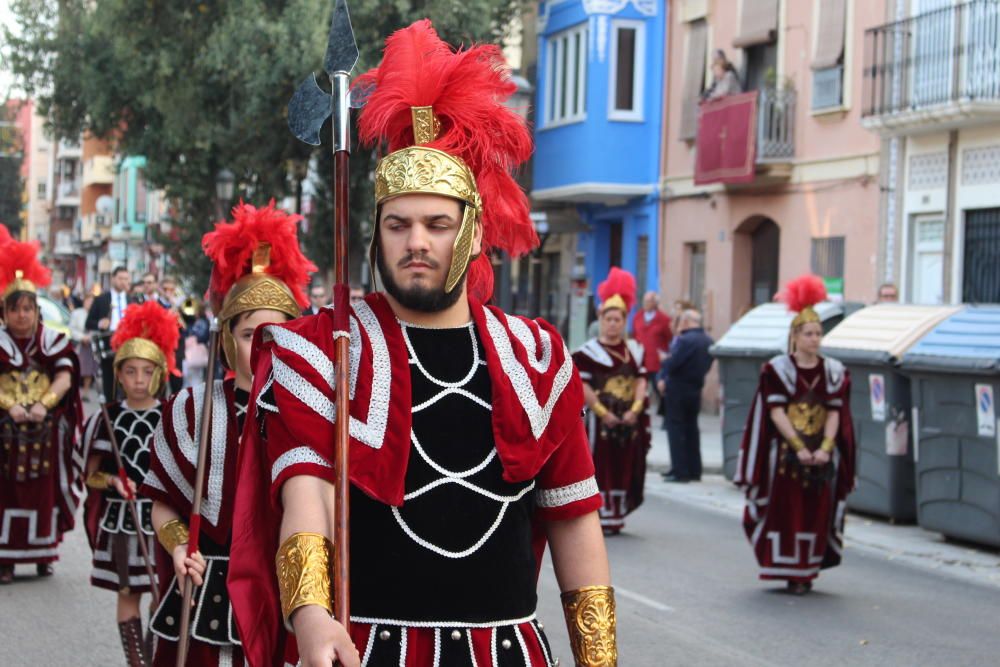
[532,0,665,304]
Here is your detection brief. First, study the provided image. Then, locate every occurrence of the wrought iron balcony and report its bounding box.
[863,0,1000,133]
[758,87,796,163]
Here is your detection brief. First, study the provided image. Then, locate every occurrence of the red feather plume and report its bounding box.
[0,237,52,295]
[356,20,536,302]
[111,301,182,377]
[778,274,827,313]
[597,267,637,313]
[202,200,318,309]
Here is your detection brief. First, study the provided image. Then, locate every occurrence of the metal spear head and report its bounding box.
[288,0,360,146]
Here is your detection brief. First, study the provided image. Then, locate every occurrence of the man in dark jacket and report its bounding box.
[85,266,135,402]
[657,309,714,482]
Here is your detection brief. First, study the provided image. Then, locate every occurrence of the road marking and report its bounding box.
[541,563,675,612]
[613,585,675,612]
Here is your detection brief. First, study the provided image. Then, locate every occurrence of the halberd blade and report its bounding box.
[324,0,359,75]
[288,73,333,146]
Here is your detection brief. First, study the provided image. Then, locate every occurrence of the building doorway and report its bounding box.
[751,218,780,305]
[608,221,623,269]
[910,214,944,305]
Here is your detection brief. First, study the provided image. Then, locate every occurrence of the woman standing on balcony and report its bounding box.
[703,49,743,100]
[735,275,856,595]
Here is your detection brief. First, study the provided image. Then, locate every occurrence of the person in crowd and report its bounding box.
[139,201,314,666]
[180,300,210,389]
[632,290,673,402]
[303,282,327,316]
[574,267,650,535]
[69,293,97,396]
[702,49,743,100]
[87,266,135,403]
[735,275,856,595]
[228,22,616,667]
[140,272,170,309]
[877,282,899,303]
[160,276,183,309]
[0,229,84,584]
[349,284,365,305]
[78,301,179,666]
[657,309,714,482]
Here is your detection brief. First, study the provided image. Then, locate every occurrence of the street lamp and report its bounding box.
[215,168,235,218]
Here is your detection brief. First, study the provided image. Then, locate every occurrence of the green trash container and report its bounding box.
[711,302,846,481]
[820,304,960,521]
[900,306,1000,547]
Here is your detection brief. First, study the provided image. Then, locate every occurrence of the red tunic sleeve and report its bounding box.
[534,417,602,521]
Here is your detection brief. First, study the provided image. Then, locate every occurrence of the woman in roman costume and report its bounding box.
[138,201,316,666]
[572,267,650,535]
[0,230,83,583]
[735,274,857,594]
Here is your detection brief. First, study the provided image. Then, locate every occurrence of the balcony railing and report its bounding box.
[863,0,1000,118]
[758,88,796,162]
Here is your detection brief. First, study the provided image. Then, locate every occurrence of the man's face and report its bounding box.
[349,288,365,305]
[143,274,157,296]
[162,281,176,298]
[112,270,130,292]
[643,292,658,311]
[309,287,326,308]
[376,193,480,313]
[878,286,898,303]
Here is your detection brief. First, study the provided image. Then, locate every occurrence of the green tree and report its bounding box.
[0,104,25,237]
[4,0,523,292]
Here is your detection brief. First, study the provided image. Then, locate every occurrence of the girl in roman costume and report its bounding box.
[79,301,181,666]
[572,267,650,535]
[138,201,316,666]
[0,230,83,584]
[735,275,857,594]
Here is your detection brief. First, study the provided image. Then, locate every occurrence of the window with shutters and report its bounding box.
[811,0,847,110]
[679,19,708,140]
[544,23,588,127]
[687,242,707,310]
[963,208,1000,304]
[608,19,646,121]
[810,236,845,279]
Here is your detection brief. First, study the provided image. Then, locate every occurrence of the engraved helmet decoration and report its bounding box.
[355,19,538,301]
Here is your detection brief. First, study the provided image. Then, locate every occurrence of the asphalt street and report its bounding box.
[3,473,1000,666]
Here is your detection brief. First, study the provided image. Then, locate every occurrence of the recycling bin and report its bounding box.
[900,306,1000,547]
[821,304,960,521]
[711,302,847,480]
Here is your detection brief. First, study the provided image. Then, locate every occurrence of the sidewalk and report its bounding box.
[646,411,1000,590]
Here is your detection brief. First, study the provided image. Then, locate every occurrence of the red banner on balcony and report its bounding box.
[694,91,758,185]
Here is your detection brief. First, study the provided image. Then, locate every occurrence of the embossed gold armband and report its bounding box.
[630,399,644,414]
[820,436,836,453]
[787,436,807,453]
[591,403,609,419]
[157,519,190,554]
[561,585,617,666]
[39,391,59,410]
[276,532,333,630]
[85,471,111,490]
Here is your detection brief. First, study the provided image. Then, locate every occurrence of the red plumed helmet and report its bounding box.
[597,267,637,313]
[111,301,183,377]
[0,236,52,296]
[778,274,827,313]
[202,200,318,309]
[356,20,536,302]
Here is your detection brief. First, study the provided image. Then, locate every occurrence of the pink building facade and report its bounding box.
[660,0,887,408]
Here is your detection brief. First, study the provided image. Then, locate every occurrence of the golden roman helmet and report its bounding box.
[790,306,822,330]
[3,270,38,299]
[110,301,181,397]
[217,243,301,369]
[0,235,51,304]
[370,106,482,294]
[114,338,168,397]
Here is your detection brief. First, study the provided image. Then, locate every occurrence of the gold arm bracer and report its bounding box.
[561,585,618,667]
[276,532,333,631]
[39,391,60,410]
[630,399,644,414]
[591,403,609,419]
[85,470,112,490]
[787,436,807,453]
[157,519,190,554]
[820,436,836,453]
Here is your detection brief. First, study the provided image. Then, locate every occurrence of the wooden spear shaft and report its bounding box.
[175,323,221,666]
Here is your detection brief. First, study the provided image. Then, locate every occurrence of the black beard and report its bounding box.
[375,245,465,313]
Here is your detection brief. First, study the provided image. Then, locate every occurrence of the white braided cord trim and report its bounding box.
[271,446,332,483]
[535,477,599,508]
